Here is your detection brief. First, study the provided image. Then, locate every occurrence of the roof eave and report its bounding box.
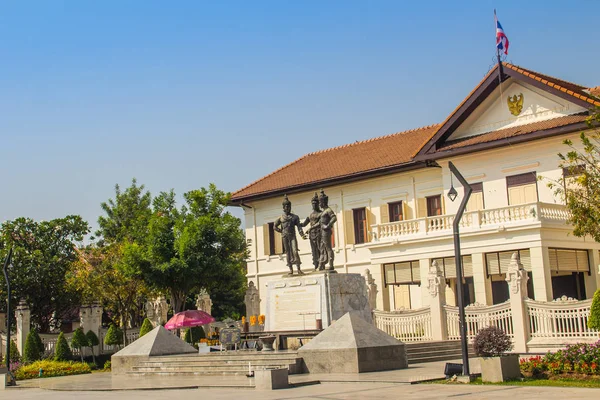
[229,161,429,205]
[415,121,589,162]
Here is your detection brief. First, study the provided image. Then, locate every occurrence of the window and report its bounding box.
[432,256,473,279]
[506,172,538,205]
[548,248,590,273]
[383,261,420,286]
[353,208,367,244]
[466,182,484,212]
[426,195,443,216]
[263,222,283,256]
[388,201,404,222]
[485,249,534,303]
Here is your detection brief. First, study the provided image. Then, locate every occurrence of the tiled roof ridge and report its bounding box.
[231,123,440,198]
[503,62,600,107]
[503,62,587,90]
[306,123,441,157]
[588,86,600,96]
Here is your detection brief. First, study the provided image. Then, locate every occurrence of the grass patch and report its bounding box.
[428,376,600,388]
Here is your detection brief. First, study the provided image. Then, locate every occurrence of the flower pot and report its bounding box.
[480,354,521,382]
[259,335,276,352]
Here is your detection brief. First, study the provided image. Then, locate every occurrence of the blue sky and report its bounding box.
[1,1,598,231]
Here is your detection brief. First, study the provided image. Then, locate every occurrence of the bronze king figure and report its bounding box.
[318,189,337,271]
[274,195,306,275]
[302,192,322,270]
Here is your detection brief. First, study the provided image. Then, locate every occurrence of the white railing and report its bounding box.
[373,308,433,342]
[98,327,140,354]
[445,301,514,342]
[526,297,599,340]
[40,333,80,356]
[372,202,569,242]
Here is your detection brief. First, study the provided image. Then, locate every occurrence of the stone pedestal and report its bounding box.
[254,368,289,390]
[265,272,371,331]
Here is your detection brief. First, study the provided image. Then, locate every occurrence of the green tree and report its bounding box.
[23,329,44,363]
[183,326,206,344]
[85,330,100,365]
[589,289,600,330]
[550,109,600,241]
[54,332,72,361]
[143,185,247,316]
[0,216,90,332]
[104,324,124,349]
[70,327,89,362]
[139,318,154,337]
[2,340,21,364]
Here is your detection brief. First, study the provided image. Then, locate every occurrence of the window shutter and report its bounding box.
[412,261,421,282]
[441,194,446,215]
[366,208,376,242]
[519,250,532,271]
[384,264,395,286]
[523,184,538,203]
[417,198,428,218]
[549,248,559,271]
[462,256,473,277]
[402,201,409,220]
[576,250,589,272]
[380,204,389,224]
[344,210,355,245]
[486,253,500,276]
[444,258,457,279]
[274,229,283,254]
[263,224,270,256]
[499,252,513,274]
[394,262,413,283]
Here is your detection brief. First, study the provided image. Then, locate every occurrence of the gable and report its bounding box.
[449,80,587,141]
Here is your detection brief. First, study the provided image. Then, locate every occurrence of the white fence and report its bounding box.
[38,327,141,357]
[372,307,433,342]
[526,297,597,340]
[445,301,514,342]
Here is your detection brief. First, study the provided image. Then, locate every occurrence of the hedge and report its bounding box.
[15,360,91,380]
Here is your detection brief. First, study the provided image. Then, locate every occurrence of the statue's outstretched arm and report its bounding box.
[274,218,282,233]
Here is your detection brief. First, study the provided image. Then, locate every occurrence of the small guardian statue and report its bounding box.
[274,195,306,275]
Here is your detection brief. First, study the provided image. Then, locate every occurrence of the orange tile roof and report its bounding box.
[232,64,597,202]
[231,124,440,201]
[503,63,600,107]
[437,113,588,152]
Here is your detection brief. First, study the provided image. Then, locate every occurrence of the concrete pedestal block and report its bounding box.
[480,355,521,382]
[254,368,289,390]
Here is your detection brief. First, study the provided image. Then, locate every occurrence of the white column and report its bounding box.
[505,253,529,353]
[529,246,553,301]
[15,299,30,355]
[472,253,492,305]
[426,260,448,341]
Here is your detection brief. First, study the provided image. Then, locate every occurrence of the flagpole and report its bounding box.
[494,9,504,84]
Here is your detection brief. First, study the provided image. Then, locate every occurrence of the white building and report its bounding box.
[231,62,600,317]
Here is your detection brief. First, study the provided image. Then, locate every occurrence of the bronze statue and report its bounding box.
[318,189,337,271]
[274,195,306,275]
[302,192,322,270]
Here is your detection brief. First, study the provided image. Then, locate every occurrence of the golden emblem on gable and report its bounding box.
[507,93,524,116]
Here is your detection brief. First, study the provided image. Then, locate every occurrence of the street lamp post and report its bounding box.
[447,162,472,377]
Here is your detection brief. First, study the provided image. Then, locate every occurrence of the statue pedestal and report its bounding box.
[265,272,371,331]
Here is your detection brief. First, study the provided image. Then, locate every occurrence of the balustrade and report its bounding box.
[373,308,433,342]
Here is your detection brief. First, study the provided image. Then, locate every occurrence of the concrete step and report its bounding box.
[132,364,292,372]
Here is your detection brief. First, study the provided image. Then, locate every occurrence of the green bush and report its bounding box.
[103,360,111,371]
[2,340,21,364]
[23,329,45,363]
[183,326,206,344]
[54,332,73,361]
[103,324,123,347]
[139,318,154,337]
[70,328,88,362]
[589,289,600,330]
[85,330,100,364]
[15,360,91,380]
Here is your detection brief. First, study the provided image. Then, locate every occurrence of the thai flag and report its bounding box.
[495,13,509,55]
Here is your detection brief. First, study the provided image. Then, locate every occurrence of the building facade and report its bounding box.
[231,63,600,317]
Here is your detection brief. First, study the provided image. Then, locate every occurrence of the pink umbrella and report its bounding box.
[164,310,215,330]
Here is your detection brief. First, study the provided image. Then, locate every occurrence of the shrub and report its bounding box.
[2,340,21,364]
[103,324,123,348]
[103,360,111,371]
[519,340,600,377]
[14,360,91,380]
[472,326,513,357]
[589,289,600,330]
[23,329,45,363]
[139,318,154,337]
[54,332,73,361]
[70,328,89,362]
[86,330,100,364]
[184,326,206,344]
